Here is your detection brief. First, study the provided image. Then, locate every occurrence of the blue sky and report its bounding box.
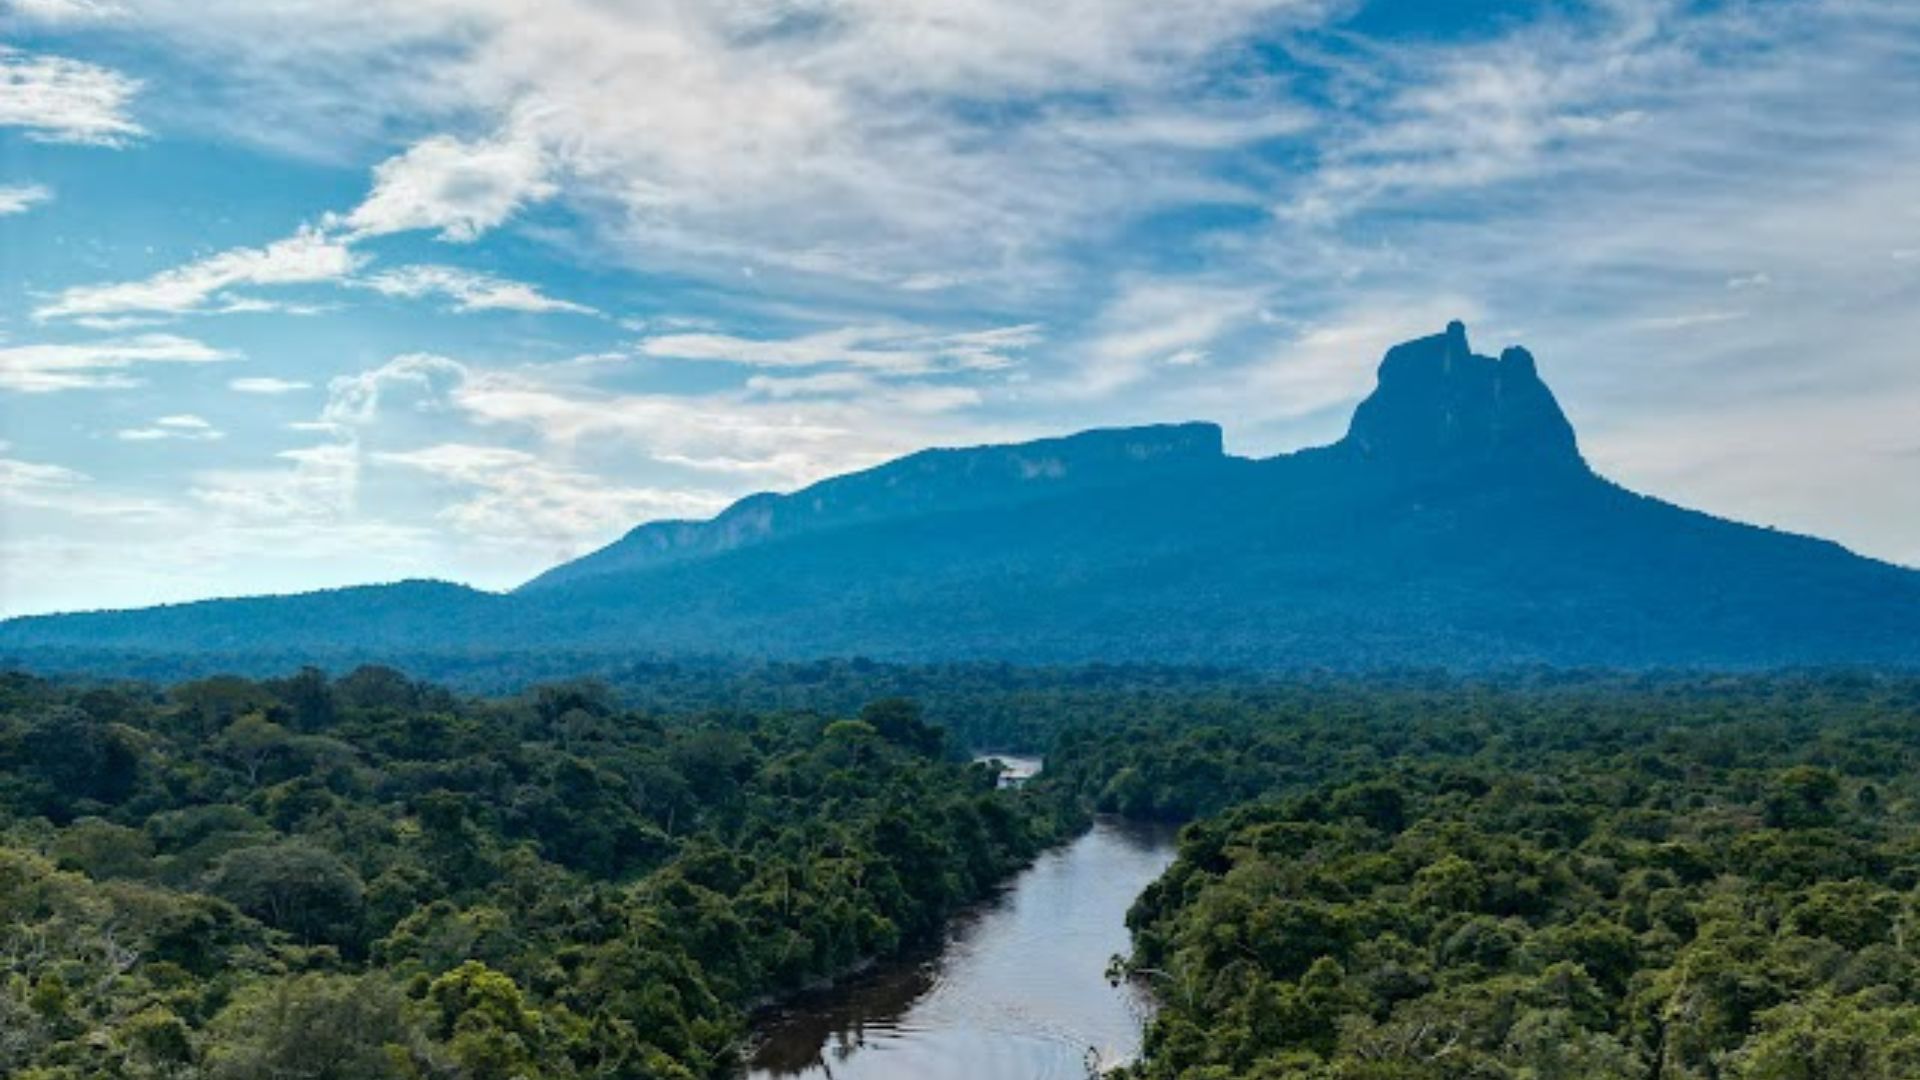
[2,0,1918,616]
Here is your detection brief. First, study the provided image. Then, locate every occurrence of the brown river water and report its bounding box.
[743,819,1179,1080]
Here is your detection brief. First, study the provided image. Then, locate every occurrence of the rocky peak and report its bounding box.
[1340,321,1585,480]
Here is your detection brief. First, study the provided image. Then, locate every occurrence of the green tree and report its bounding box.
[208,843,365,947]
[204,974,412,1080]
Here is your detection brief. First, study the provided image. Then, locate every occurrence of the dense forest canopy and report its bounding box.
[0,666,1071,1079]
[5,664,1920,1078]
[1052,674,1920,1078]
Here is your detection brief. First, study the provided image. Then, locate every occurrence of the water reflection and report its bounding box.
[745,820,1178,1080]
[977,753,1044,788]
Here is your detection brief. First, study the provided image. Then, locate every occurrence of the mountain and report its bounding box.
[522,420,1226,591]
[6,321,1918,671]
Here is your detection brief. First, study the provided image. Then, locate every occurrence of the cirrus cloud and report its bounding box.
[34,226,361,321]
[229,376,312,394]
[0,44,142,145]
[0,334,232,392]
[0,183,54,215]
[360,264,595,315]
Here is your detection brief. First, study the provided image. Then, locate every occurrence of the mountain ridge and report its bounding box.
[6,322,1918,672]
[523,419,1228,592]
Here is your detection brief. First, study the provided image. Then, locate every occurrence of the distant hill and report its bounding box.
[7,321,1918,671]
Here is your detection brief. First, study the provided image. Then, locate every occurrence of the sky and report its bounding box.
[2,0,1918,617]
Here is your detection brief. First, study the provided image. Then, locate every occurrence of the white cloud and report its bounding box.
[740,370,982,413]
[4,0,126,21]
[0,45,143,145]
[37,134,579,324]
[117,413,224,441]
[324,352,1008,490]
[320,352,468,426]
[1056,282,1267,399]
[229,376,312,394]
[0,443,171,521]
[338,125,555,242]
[1275,18,1674,223]
[638,323,1038,376]
[67,315,169,331]
[743,371,877,399]
[372,442,728,545]
[1053,105,1313,149]
[0,448,87,496]
[35,225,361,321]
[31,0,1324,286]
[1632,310,1747,332]
[360,264,595,314]
[189,440,359,522]
[0,182,53,215]
[0,334,233,391]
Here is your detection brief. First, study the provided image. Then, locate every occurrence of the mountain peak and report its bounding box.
[1340,321,1585,479]
[10,320,1920,671]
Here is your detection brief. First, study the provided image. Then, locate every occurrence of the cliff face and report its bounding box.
[1339,320,1585,481]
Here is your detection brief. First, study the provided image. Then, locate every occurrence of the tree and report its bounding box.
[208,843,365,947]
[215,714,292,786]
[204,974,412,1080]
[426,962,562,1080]
[1766,766,1843,829]
[48,818,153,881]
[19,705,139,816]
[859,698,946,757]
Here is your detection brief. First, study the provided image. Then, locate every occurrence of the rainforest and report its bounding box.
[6,666,1920,1079]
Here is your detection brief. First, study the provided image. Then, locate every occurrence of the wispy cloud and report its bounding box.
[1631,310,1747,332]
[37,166,589,322]
[116,413,224,441]
[0,441,170,520]
[371,442,727,545]
[188,440,361,523]
[229,376,312,394]
[1056,282,1268,399]
[0,334,232,391]
[638,323,1039,376]
[5,0,126,22]
[320,352,468,427]
[0,183,53,215]
[0,445,88,499]
[15,0,1322,288]
[360,264,595,314]
[34,226,360,321]
[0,44,142,145]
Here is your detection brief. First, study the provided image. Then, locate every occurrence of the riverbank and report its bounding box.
[742,819,1178,1080]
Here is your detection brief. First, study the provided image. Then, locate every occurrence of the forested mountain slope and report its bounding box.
[7,322,1917,670]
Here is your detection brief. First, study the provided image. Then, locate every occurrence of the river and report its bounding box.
[744,819,1180,1079]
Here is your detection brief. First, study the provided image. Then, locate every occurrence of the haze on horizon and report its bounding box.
[3,0,1920,617]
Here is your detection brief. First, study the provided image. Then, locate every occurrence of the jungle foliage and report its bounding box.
[1071,673,1920,1079]
[0,666,1068,1079]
